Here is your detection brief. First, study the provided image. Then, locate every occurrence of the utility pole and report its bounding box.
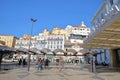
[27,18,37,71]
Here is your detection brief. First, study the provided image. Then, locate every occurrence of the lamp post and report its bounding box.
[27,18,37,71]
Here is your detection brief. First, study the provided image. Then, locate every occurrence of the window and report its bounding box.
[101,13,104,19]
[57,37,59,39]
[60,45,62,49]
[57,46,59,49]
[51,41,52,44]
[97,18,100,23]
[110,0,113,6]
[48,42,49,44]
[51,45,52,49]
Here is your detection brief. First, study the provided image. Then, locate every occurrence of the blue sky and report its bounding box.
[0,0,103,37]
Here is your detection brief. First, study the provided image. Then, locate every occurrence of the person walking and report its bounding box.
[60,59,65,70]
[18,58,22,66]
[23,58,27,67]
[38,58,43,71]
[44,58,50,69]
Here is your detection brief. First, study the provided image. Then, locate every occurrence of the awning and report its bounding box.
[66,49,77,56]
[82,10,120,49]
[17,47,29,53]
[40,48,52,54]
[53,49,65,55]
[29,48,40,54]
[78,49,89,55]
[0,45,17,52]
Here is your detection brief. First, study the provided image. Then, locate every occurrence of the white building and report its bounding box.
[15,37,36,49]
[65,21,90,51]
[71,21,90,36]
[15,34,65,52]
[45,34,65,51]
[33,33,47,50]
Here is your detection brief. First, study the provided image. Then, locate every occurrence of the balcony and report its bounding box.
[83,1,120,49]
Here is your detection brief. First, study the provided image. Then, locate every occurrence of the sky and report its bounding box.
[0,0,103,37]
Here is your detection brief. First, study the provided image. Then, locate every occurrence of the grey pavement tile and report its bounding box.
[0,71,9,74]
[91,76,105,80]
[91,74,105,80]
[62,72,72,76]
[17,73,30,79]
[76,73,90,76]
[17,71,29,74]
[0,65,120,80]
[34,73,50,77]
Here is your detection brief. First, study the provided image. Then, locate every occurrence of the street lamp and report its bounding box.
[27,18,37,71]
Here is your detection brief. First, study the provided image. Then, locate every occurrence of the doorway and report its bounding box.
[116,49,120,67]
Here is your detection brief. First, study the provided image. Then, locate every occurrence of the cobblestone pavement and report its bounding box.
[0,64,120,80]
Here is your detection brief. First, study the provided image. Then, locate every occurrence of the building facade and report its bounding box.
[15,33,65,51]
[65,22,90,51]
[0,35,17,47]
[46,34,65,51]
[82,0,120,67]
[15,22,90,63]
[15,35,36,49]
[0,39,5,45]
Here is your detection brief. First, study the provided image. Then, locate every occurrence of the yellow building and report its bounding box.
[52,27,66,35]
[43,27,69,41]
[42,29,51,36]
[0,39,5,45]
[0,35,17,48]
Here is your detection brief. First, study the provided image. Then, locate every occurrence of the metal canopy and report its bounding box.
[29,48,40,54]
[0,45,17,52]
[53,49,65,54]
[17,47,29,53]
[66,49,77,55]
[78,49,89,55]
[40,48,52,54]
[82,13,120,49]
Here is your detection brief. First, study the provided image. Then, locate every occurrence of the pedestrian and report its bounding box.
[23,58,27,67]
[44,58,50,69]
[42,58,45,69]
[18,58,22,65]
[60,59,65,70]
[38,58,43,71]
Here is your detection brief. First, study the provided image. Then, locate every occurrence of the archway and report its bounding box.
[65,49,78,64]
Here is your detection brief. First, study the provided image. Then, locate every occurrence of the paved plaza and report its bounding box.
[0,64,120,80]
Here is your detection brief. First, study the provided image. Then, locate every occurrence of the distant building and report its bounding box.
[0,39,5,45]
[15,33,65,52]
[15,21,90,57]
[45,34,65,51]
[15,34,35,49]
[65,21,90,51]
[42,29,51,36]
[0,35,17,48]
[33,33,47,50]
[34,33,65,51]
[51,27,69,41]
